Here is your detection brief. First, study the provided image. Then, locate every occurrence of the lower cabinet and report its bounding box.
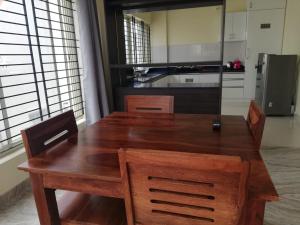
[222,73,245,99]
[222,88,244,99]
[152,73,246,99]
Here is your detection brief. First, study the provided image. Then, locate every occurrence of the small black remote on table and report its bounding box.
[212,120,221,131]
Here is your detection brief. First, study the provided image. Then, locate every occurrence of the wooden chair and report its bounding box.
[247,100,266,149]
[21,110,126,225]
[119,148,250,225]
[125,95,174,113]
[21,110,78,159]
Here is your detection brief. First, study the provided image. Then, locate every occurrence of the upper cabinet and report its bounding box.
[247,0,286,10]
[225,12,247,42]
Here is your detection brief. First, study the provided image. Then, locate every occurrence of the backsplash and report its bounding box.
[223,41,246,63]
[151,41,246,64]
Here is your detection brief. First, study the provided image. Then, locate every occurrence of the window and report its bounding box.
[124,15,151,64]
[0,0,84,155]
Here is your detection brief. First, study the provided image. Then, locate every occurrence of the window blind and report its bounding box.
[124,15,151,64]
[0,0,84,154]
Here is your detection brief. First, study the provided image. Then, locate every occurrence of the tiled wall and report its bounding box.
[151,46,168,63]
[223,41,246,63]
[151,41,246,64]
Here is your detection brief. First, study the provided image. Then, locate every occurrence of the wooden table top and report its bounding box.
[19,112,278,201]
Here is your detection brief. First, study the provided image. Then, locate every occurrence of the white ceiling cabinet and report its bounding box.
[247,0,286,10]
[225,12,247,42]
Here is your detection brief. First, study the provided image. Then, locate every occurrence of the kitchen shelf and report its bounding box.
[110,61,223,69]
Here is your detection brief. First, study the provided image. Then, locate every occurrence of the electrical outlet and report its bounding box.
[291,105,295,114]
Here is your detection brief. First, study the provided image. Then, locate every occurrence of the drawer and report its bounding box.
[198,74,219,83]
[223,80,244,87]
[222,88,244,99]
[223,73,244,79]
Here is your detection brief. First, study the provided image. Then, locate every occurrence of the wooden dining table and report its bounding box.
[18,112,278,225]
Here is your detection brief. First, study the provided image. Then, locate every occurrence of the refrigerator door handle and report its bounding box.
[255,62,265,73]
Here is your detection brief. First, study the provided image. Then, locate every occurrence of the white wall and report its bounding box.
[282,0,300,116]
[131,12,152,24]
[227,0,247,12]
[138,2,247,63]
[0,150,28,196]
[167,7,222,45]
[150,11,168,63]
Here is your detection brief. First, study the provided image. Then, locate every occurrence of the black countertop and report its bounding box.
[144,66,245,75]
[126,66,245,88]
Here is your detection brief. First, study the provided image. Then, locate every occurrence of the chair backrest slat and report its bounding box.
[21,110,78,159]
[125,95,174,113]
[119,149,249,225]
[247,101,266,149]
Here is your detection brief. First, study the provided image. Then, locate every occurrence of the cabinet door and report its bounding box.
[248,0,286,10]
[222,88,244,99]
[199,74,219,83]
[225,12,247,42]
[223,80,244,87]
[223,73,244,89]
[222,72,245,99]
[245,9,285,99]
[225,13,233,41]
[223,73,244,79]
[232,12,247,41]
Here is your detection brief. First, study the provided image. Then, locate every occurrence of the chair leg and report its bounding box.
[30,173,61,225]
[245,199,266,225]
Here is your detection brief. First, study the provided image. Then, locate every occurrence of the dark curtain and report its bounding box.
[76,0,109,125]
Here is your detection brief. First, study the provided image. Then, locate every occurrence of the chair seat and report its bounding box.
[58,191,127,225]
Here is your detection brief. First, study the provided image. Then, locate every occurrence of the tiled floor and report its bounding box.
[0,191,39,225]
[225,101,300,225]
[262,146,300,225]
[1,103,300,225]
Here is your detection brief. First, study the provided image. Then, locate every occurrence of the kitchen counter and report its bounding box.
[115,86,220,114]
[134,82,219,88]
[126,71,245,100]
[132,72,244,88]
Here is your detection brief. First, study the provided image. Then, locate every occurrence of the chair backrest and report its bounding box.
[119,149,250,225]
[125,95,174,113]
[247,101,266,149]
[21,110,78,159]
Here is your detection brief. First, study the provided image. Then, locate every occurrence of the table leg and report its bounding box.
[245,199,266,225]
[30,173,61,225]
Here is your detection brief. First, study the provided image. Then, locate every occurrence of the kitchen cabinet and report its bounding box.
[222,73,245,99]
[222,88,244,99]
[177,73,245,99]
[145,73,245,99]
[225,12,247,42]
[247,0,286,11]
[244,8,285,99]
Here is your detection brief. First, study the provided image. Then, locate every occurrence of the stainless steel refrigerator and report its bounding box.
[255,53,298,116]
